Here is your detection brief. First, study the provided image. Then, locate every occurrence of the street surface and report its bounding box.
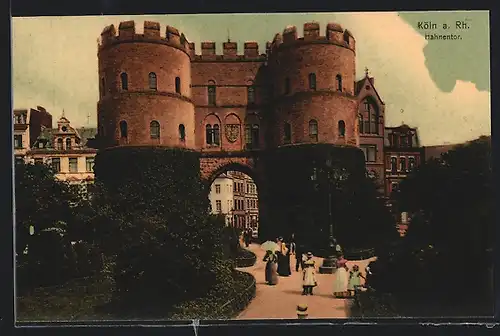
[236,243,376,319]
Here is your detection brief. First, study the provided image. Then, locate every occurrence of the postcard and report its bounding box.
[12,11,492,323]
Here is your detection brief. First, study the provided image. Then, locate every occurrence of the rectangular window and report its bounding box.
[51,158,61,172]
[245,125,252,145]
[215,184,221,194]
[360,145,377,162]
[408,157,416,171]
[34,158,43,165]
[14,135,23,149]
[86,157,95,172]
[391,157,397,173]
[233,182,236,192]
[234,199,237,210]
[216,200,221,212]
[400,157,407,172]
[69,157,78,172]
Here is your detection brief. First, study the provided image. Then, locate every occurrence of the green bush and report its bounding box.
[93,147,235,309]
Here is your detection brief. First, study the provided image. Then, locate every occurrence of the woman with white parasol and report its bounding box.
[261,241,279,285]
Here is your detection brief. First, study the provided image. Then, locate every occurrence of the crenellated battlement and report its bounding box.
[191,40,266,62]
[98,21,192,55]
[268,22,356,55]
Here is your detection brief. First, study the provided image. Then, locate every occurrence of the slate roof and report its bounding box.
[32,126,97,150]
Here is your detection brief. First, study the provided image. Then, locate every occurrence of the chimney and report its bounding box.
[188,42,195,54]
[201,42,216,56]
[144,21,160,38]
[223,42,238,58]
[244,42,259,57]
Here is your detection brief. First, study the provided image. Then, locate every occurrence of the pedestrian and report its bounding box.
[295,244,305,272]
[347,264,365,297]
[277,237,291,276]
[289,233,297,255]
[332,254,349,298]
[263,250,279,285]
[302,252,317,295]
[245,227,252,247]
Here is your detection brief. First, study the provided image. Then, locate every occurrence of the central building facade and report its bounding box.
[96,20,388,243]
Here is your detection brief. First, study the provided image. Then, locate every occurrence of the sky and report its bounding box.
[11,11,490,146]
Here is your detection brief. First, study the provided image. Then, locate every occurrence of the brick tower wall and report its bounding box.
[267,22,358,148]
[97,21,195,149]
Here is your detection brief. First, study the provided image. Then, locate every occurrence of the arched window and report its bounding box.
[358,115,364,133]
[284,122,291,143]
[206,124,212,145]
[56,138,63,150]
[247,86,255,104]
[399,157,407,171]
[336,74,342,92]
[361,99,379,134]
[208,82,216,105]
[338,120,346,137]
[150,120,160,139]
[206,124,220,146]
[119,120,128,138]
[175,77,181,94]
[179,124,186,141]
[120,73,128,90]
[309,119,318,142]
[149,72,157,90]
[65,138,71,150]
[213,124,220,145]
[308,73,316,90]
[284,77,291,95]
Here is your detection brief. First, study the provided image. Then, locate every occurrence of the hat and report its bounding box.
[296,303,308,317]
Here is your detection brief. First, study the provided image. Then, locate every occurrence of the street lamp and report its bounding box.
[316,157,349,274]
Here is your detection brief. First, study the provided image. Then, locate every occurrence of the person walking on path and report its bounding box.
[347,264,365,297]
[333,254,349,298]
[295,244,306,272]
[302,252,317,295]
[263,250,279,285]
[276,237,290,276]
[282,242,292,276]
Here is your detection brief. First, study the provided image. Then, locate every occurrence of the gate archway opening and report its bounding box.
[206,163,262,240]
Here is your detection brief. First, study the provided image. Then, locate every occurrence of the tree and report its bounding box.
[15,163,75,256]
[397,136,492,255]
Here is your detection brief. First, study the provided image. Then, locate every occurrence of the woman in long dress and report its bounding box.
[347,264,365,296]
[281,242,292,276]
[333,254,349,298]
[263,250,279,285]
[276,238,290,276]
[302,252,317,295]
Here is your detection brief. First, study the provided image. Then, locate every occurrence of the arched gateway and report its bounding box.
[95,20,384,250]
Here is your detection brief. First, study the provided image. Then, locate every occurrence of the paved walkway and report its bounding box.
[236,243,376,320]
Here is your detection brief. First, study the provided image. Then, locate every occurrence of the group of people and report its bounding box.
[242,227,254,248]
[262,235,366,297]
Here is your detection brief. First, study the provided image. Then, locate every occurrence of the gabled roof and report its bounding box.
[355,75,384,105]
[31,127,97,150]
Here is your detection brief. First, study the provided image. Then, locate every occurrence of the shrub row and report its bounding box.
[235,248,257,268]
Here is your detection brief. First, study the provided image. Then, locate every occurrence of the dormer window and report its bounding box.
[62,126,68,132]
[38,142,44,149]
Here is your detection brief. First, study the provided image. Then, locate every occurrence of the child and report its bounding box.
[347,264,365,297]
[302,252,317,295]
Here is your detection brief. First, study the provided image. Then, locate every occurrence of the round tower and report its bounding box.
[267,22,358,148]
[97,21,195,149]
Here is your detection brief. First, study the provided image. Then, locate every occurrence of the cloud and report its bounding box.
[12,12,490,146]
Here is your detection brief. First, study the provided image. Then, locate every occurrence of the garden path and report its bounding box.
[236,243,376,320]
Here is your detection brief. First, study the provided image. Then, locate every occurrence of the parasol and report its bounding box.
[261,240,279,252]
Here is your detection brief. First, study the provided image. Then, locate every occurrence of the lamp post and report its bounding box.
[318,158,349,274]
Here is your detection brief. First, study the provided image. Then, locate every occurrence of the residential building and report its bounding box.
[13,106,52,164]
[27,113,97,186]
[208,172,234,226]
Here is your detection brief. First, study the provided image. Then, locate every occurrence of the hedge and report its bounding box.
[235,248,257,268]
[168,270,256,320]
